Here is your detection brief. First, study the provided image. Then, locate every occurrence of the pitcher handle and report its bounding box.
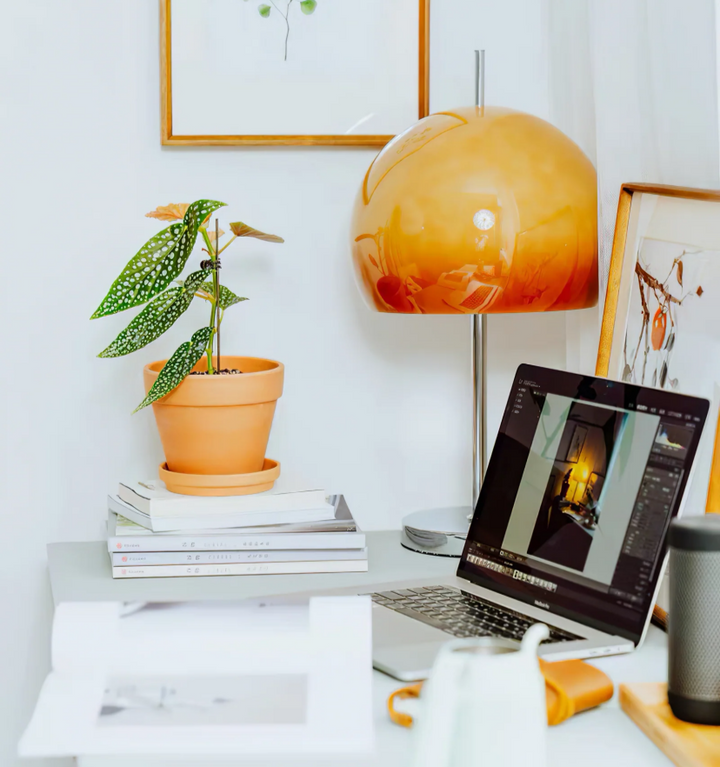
[521,623,550,654]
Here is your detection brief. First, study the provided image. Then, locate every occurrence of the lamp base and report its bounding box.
[400,507,472,557]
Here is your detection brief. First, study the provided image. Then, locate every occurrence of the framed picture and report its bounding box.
[565,425,588,463]
[160,0,430,146]
[595,183,720,513]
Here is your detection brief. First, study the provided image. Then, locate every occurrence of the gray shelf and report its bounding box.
[47,531,458,604]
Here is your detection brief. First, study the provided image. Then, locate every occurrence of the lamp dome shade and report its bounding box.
[350,106,598,315]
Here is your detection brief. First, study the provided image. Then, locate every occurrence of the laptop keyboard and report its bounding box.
[370,586,581,644]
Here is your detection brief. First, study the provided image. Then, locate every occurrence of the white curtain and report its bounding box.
[546,0,720,373]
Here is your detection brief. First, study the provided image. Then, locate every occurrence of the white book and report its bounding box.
[109,494,334,532]
[111,496,356,537]
[111,548,368,566]
[107,496,366,553]
[118,479,328,518]
[19,599,373,759]
[112,559,369,579]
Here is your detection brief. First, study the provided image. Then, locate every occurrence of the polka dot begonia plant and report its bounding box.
[92,199,283,411]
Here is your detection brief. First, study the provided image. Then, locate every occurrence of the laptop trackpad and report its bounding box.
[373,640,443,681]
[372,603,448,647]
[372,604,447,681]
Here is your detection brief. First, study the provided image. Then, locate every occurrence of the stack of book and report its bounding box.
[107,480,367,579]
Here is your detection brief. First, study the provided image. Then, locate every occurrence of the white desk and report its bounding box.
[46,533,673,766]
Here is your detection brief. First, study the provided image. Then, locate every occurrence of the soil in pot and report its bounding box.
[189,369,243,375]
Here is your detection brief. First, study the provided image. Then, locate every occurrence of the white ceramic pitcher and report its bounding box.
[412,623,549,767]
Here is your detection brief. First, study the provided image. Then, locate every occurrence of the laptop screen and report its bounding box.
[457,364,709,643]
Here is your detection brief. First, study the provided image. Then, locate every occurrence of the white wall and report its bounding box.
[0,2,567,764]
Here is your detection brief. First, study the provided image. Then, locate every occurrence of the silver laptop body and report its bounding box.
[345,365,709,681]
[364,573,637,681]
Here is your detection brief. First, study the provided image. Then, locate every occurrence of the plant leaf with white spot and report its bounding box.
[199,282,248,309]
[91,200,226,319]
[98,270,209,358]
[134,327,213,412]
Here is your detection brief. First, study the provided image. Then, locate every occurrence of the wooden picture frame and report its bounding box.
[584,471,604,504]
[160,0,430,147]
[565,425,588,464]
[597,184,720,377]
[595,182,720,514]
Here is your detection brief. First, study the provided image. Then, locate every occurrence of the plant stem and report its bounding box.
[636,262,682,306]
[200,227,217,374]
[283,0,292,60]
[214,219,221,372]
[270,0,292,60]
[630,272,648,374]
[217,235,238,255]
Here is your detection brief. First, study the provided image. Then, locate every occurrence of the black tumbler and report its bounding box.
[668,514,720,725]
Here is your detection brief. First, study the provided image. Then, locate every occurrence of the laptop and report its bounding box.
[360,364,709,681]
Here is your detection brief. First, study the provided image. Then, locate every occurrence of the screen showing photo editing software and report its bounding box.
[458,365,709,642]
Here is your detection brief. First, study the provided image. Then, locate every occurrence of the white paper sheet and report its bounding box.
[19,596,373,758]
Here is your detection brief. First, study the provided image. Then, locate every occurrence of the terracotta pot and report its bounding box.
[158,458,280,497]
[143,355,284,476]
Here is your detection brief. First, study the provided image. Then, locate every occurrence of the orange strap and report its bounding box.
[388,659,613,728]
[387,682,423,727]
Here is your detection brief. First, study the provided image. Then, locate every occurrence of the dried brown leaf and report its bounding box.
[146,203,213,228]
[229,221,284,243]
[676,260,684,287]
[145,203,190,221]
[698,285,704,297]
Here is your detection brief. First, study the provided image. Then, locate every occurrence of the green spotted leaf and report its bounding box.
[300,0,317,14]
[258,4,271,16]
[98,270,209,358]
[199,282,248,310]
[134,327,213,412]
[91,200,226,319]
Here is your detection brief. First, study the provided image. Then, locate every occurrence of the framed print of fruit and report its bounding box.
[596,183,720,514]
[160,0,430,146]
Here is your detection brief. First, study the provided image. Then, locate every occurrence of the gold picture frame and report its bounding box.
[596,182,720,514]
[160,0,430,147]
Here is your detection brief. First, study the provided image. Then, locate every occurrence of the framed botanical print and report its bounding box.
[596,183,720,514]
[160,0,430,146]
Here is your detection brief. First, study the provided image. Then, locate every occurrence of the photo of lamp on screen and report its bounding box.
[500,395,690,582]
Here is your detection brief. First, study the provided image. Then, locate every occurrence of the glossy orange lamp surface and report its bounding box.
[351,106,598,315]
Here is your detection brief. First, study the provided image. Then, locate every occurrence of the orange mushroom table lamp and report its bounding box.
[350,52,598,555]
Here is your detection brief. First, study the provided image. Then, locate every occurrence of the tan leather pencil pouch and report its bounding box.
[388,658,614,728]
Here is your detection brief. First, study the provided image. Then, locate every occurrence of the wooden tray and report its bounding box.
[620,683,720,767]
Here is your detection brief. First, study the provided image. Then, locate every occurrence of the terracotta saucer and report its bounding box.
[159,459,280,497]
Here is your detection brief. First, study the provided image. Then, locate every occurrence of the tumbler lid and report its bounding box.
[669,514,720,552]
